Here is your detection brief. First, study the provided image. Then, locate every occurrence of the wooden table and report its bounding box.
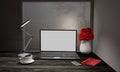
[0,52,115,72]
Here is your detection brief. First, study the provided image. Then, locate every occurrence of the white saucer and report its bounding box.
[19,59,34,64]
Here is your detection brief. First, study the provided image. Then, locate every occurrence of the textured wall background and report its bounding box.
[23,2,90,51]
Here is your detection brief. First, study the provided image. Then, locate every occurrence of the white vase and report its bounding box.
[80,40,91,54]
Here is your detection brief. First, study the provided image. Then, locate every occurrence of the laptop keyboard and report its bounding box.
[35,51,80,59]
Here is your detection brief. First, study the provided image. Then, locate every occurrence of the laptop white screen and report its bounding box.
[40,30,76,51]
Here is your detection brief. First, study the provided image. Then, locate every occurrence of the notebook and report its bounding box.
[82,58,101,66]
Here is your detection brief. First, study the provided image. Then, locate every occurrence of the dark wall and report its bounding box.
[0,0,22,51]
[93,0,120,71]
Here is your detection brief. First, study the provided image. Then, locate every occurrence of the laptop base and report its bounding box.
[35,51,80,60]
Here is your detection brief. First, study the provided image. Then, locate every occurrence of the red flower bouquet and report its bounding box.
[78,27,94,40]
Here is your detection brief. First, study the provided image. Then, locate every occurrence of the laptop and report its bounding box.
[35,29,80,59]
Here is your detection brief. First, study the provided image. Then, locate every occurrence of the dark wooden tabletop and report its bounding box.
[0,52,116,72]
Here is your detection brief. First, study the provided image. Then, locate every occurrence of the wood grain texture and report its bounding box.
[0,52,115,72]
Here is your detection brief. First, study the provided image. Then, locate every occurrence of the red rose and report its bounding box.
[78,27,94,40]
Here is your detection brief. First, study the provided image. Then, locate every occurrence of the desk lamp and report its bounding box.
[18,19,34,64]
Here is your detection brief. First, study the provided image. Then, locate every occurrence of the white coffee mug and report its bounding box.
[19,54,34,64]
